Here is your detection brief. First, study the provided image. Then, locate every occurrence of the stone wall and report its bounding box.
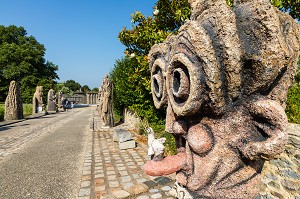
[260,123,300,199]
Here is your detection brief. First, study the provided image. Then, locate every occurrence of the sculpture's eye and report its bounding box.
[171,61,190,104]
[167,53,204,116]
[152,70,163,99]
[151,58,168,109]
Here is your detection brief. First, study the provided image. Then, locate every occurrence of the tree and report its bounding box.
[118,0,190,55]
[81,85,91,93]
[91,87,98,92]
[110,56,164,122]
[114,0,190,122]
[0,25,59,103]
[64,80,81,92]
[271,0,300,20]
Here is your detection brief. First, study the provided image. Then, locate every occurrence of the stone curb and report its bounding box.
[0,111,66,127]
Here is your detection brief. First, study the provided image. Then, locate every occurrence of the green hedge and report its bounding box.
[0,103,4,121]
[286,83,300,124]
[0,103,32,121]
[110,56,165,123]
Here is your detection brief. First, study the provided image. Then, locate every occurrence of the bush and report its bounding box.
[110,56,165,123]
[286,58,300,124]
[286,83,300,124]
[0,103,4,121]
[150,123,177,156]
[23,104,32,117]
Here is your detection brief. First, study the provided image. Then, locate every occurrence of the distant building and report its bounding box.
[68,90,87,104]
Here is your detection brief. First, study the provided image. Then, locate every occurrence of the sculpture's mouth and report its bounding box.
[143,151,187,176]
[143,121,214,179]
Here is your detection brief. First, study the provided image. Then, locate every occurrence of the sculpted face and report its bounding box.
[144,0,300,198]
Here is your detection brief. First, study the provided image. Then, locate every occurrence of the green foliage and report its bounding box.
[23,104,32,117]
[151,123,177,156]
[118,0,190,55]
[154,0,190,32]
[286,58,300,124]
[81,85,91,93]
[115,0,190,123]
[91,87,98,92]
[0,25,59,103]
[0,103,4,121]
[272,0,300,20]
[64,80,81,92]
[286,83,300,124]
[110,56,165,122]
[55,83,72,96]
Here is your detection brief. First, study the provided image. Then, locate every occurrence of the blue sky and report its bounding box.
[1,0,157,89]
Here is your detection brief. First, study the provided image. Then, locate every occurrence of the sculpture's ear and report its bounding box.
[239,97,288,160]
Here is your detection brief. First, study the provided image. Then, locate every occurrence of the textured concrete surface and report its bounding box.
[0,107,92,199]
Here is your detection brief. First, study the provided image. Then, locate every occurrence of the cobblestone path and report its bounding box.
[78,111,176,199]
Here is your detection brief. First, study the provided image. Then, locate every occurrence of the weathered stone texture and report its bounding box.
[57,91,63,110]
[47,89,56,112]
[98,75,114,127]
[113,129,133,142]
[32,86,43,114]
[145,0,300,198]
[260,124,300,199]
[4,81,23,120]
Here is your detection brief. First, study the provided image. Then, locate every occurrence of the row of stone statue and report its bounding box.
[4,76,114,125]
[4,81,62,121]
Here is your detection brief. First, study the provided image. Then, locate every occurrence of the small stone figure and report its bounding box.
[4,81,23,120]
[57,91,63,111]
[47,89,56,112]
[147,127,166,161]
[32,86,43,114]
[98,75,114,127]
[144,0,300,198]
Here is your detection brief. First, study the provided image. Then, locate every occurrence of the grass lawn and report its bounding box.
[0,103,32,121]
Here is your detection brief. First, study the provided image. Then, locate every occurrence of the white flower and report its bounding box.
[130,53,135,58]
[153,9,159,16]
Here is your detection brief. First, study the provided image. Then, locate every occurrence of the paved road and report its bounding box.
[0,107,92,199]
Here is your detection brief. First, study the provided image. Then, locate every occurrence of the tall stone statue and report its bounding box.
[47,89,56,112]
[57,91,63,111]
[32,86,44,114]
[98,75,114,127]
[144,0,300,198]
[4,81,23,120]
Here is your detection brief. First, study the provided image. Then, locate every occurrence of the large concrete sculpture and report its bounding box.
[32,86,44,114]
[4,81,23,120]
[98,75,114,127]
[144,0,300,198]
[47,89,56,112]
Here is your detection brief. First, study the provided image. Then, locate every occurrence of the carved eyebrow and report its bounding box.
[177,30,195,53]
